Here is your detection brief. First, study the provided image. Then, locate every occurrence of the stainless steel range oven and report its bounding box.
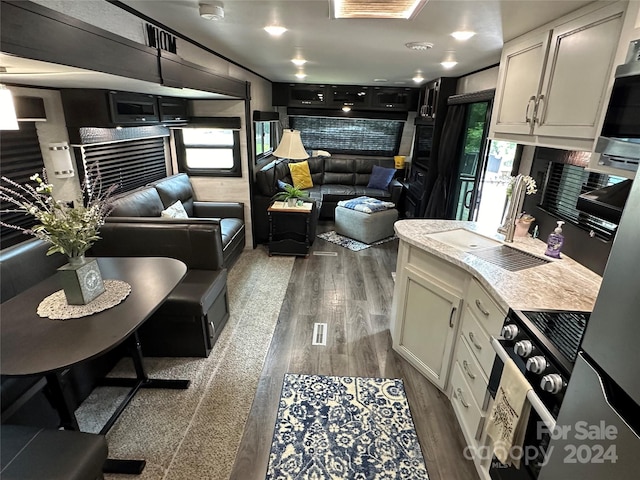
[487,308,591,480]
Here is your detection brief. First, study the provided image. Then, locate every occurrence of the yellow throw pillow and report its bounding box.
[289,160,313,190]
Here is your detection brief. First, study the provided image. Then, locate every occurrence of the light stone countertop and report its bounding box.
[394,219,603,313]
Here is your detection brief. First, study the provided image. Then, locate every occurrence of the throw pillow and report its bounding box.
[277,179,292,191]
[367,165,396,190]
[289,160,313,190]
[161,200,189,219]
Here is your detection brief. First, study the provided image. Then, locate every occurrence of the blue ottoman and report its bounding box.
[335,206,398,244]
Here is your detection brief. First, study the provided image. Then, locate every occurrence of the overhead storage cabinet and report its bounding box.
[490,1,626,149]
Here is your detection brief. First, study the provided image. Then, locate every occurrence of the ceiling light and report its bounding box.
[405,42,434,51]
[374,78,388,82]
[199,2,224,21]
[451,31,475,41]
[295,71,307,79]
[291,58,307,66]
[342,105,352,112]
[412,74,424,83]
[264,25,287,36]
[331,0,428,19]
[441,61,458,69]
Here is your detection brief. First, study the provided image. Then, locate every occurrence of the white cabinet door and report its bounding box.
[492,32,550,135]
[395,265,462,390]
[534,4,624,139]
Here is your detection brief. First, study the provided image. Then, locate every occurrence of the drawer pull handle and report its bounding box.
[468,332,482,350]
[475,299,490,316]
[456,388,470,408]
[463,360,476,380]
[449,307,457,328]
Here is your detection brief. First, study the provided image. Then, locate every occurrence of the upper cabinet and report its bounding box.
[490,1,627,150]
[272,83,418,112]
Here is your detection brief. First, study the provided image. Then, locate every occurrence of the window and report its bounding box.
[175,124,241,177]
[540,161,624,240]
[255,121,277,162]
[289,116,404,156]
[0,122,45,248]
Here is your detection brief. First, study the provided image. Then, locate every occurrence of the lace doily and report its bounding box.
[37,280,132,320]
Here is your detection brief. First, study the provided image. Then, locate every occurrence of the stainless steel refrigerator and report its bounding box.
[539,167,640,478]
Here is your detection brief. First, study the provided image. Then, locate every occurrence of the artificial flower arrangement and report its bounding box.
[506,175,538,197]
[0,169,117,259]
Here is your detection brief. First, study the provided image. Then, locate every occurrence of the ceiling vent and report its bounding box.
[331,0,429,19]
[405,42,434,51]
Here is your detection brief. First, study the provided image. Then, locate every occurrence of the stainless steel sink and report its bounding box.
[468,245,551,271]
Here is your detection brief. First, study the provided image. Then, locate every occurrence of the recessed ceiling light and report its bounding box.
[405,42,434,51]
[374,78,388,82]
[264,25,287,36]
[451,31,475,41]
[295,71,307,79]
[331,0,427,19]
[441,61,458,69]
[291,58,307,66]
[342,105,352,112]
[412,74,424,83]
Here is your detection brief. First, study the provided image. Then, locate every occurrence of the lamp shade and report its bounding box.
[0,85,19,130]
[273,129,309,160]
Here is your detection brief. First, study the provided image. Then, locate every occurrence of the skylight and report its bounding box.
[331,0,428,20]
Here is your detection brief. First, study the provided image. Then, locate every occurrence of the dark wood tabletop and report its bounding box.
[0,257,186,376]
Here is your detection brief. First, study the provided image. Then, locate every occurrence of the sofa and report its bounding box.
[254,155,402,243]
[90,173,242,357]
[102,173,245,270]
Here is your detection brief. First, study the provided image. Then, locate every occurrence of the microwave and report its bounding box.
[595,39,640,172]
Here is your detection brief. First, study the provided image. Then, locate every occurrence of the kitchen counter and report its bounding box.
[394,219,602,312]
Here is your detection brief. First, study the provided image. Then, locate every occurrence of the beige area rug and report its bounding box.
[75,246,295,480]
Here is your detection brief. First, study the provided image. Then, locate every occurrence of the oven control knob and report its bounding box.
[541,374,564,394]
[514,340,533,357]
[526,356,548,374]
[501,324,519,340]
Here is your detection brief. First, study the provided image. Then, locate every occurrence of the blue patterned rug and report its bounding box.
[266,374,429,480]
[317,230,397,251]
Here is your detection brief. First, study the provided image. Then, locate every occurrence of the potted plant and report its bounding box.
[0,169,117,304]
[271,184,310,207]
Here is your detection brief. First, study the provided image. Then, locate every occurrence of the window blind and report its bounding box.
[79,137,168,194]
[0,122,45,248]
[289,116,403,156]
[540,161,622,240]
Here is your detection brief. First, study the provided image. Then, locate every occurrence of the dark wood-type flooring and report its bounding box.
[229,221,479,480]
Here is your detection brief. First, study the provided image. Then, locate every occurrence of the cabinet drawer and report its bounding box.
[466,279,506,335]
[460,307,495,378]
[456,335,490,409]
[451,360,484,444]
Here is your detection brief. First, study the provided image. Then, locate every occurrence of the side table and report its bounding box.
[268,201,316,257]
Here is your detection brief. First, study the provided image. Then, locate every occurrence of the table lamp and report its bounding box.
[271,129,309,195]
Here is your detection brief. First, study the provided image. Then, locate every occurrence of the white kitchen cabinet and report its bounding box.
[491,1,626,146]
[391,243,466,391]
[394,264,462,390]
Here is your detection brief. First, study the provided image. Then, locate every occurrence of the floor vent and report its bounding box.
[312,323,328,346]
[313,251,338,256]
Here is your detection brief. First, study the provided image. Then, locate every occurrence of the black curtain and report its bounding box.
[424,104,466,218]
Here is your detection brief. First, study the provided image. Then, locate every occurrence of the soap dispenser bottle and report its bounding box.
[545,221,565,258]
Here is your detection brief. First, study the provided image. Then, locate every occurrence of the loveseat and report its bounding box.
[90,173,242,357]
[254,155,402,243]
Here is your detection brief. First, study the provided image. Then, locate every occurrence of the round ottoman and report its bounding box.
[335,206,398,244]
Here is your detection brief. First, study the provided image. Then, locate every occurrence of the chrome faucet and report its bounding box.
[498,174,527,243]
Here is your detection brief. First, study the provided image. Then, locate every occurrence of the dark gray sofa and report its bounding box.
[90,173,240,357]
[254,155,402,243]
